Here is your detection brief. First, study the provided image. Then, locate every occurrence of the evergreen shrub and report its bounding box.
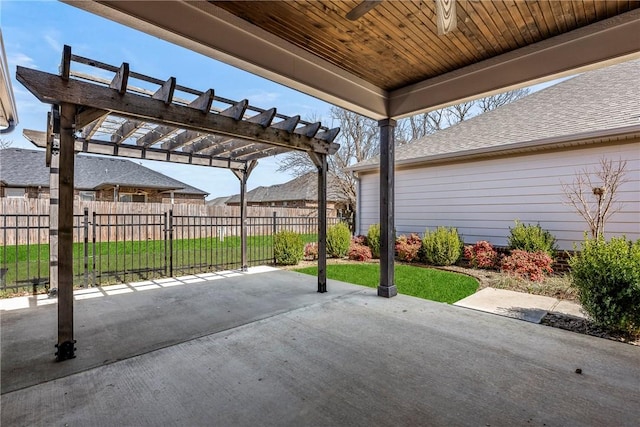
[570,237,640,331]
[508,220,557,258]
[273,230,304,265]
[327,222,351,258]
[422,227,463,266]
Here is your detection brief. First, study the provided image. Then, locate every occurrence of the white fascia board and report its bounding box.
[389,9,640,119]
[63,0,389,119]
[349,125,640,173]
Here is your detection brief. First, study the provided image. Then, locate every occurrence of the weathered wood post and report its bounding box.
[310,152,327,293]
[232,160,257,271]
[55,102,77,360]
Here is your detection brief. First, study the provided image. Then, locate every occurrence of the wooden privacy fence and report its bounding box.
[0,199,334,245]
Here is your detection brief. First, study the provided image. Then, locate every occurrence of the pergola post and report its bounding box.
[232,160,257,272]
[378,118,397,298]
[56,102,77,360]
[309,152,327,293]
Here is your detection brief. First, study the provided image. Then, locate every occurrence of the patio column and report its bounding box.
[310,152,327,293]
[378,118,397,298]
[56,102,77,360]
[232,160,257,272]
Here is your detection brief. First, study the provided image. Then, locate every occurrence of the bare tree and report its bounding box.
[277,106,379,213]
[0,138,12,149]
[396,110,445,144]
[477,88,529,113]
[445,101,475,126]
[397,88,530,143]
[561,158,627,239]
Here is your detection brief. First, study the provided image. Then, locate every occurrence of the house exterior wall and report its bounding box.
[357,141,640,250]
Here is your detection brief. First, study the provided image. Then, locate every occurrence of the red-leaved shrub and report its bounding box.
[352,235,367,246]
[395,233,422,262]
[464,241,498,269]
[304,242,318,261]
[348,242,372,261]
[500,250,554,282]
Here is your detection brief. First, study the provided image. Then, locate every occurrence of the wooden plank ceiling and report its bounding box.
[212,0,639,91]
[18,47,340,172]
[65,1,640,119]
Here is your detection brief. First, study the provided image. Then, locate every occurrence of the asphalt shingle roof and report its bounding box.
[353,59,640,170]
[0,148,207,195]
[226,172,348,204]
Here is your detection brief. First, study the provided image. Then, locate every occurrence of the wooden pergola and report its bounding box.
[17,46,340,361]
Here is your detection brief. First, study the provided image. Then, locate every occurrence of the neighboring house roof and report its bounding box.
[206,196,232,206]
[0,148,208,196]
[351,59,640,172]
[226,172,348,204]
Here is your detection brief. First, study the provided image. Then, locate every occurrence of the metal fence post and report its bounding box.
[83,208,89,288]
[164,211,168,276]
[92,212,96,287]
[272,211,277,265]
[169,209,174,277]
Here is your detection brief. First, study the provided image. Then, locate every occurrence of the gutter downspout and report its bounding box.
[353,171,361,236]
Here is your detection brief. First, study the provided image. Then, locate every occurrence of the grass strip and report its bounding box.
[295,263,478,304]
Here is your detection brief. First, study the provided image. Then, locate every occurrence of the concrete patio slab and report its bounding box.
[551,299,588,319]
[2,270,639,426]
[0,266,361,394]
[454,287,559,323]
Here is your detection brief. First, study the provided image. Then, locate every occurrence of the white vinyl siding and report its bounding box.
[357,142,640,250]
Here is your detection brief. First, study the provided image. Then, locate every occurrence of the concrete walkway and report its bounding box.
[455,287,586,323]
[2,268,639,426]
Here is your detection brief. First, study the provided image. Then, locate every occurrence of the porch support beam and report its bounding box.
[232,160,258,271]
[309,152,327,293]
[378,118,397,298]
[56,102,77,360]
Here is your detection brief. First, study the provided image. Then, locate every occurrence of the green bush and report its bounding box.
[327,222,351,258]
[366,223,381,259]
[422,227,463,266]
[570,236,640,331]
[508,220,557,257]
[273,230,304,265]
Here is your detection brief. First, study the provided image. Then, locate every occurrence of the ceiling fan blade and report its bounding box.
[435,0,457,35]
[346,0,382,21]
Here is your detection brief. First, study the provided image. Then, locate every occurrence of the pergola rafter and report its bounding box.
[17,45,339,361]
[17,47,340,173]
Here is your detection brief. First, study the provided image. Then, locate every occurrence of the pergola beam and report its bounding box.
[23,129,248,171]
[17,66,339,155]
[111,119,143,144]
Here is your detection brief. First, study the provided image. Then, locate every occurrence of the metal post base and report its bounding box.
[55,340,76,361]
[241,265,248,272]
[317,281,327,293]
[377,285,398,298]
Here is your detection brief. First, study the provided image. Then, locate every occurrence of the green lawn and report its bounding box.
[295,263,478,304]
[1,234,319,288]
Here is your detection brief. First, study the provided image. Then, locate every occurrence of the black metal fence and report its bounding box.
[0,209,347,292]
